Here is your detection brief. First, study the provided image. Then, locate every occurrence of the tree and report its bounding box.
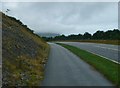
[42,29,120,41]
[104,29,120,40]
[92,31,105,39]
[83,32,91,39]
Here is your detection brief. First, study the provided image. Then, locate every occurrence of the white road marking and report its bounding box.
[62,42,120,64]
[87,51,120,64]
[95,46,119,51]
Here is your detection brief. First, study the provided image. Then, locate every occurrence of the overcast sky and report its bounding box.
[1,1,118,35]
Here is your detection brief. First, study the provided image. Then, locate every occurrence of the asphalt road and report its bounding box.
[42,43,113,86]
[60,42,119,63]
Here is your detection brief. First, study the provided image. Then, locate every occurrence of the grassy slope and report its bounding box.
[2,12,49,86]
[57,43,119,86]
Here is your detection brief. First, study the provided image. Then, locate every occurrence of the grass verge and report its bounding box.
[57,43,119,86]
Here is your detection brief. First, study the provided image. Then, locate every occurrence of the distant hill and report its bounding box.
[37,33,60,38]
[2,12,49,86]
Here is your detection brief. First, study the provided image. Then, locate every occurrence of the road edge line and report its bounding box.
[87,51,120,64]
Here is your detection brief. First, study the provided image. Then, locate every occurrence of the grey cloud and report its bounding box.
[2,2,118,35]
